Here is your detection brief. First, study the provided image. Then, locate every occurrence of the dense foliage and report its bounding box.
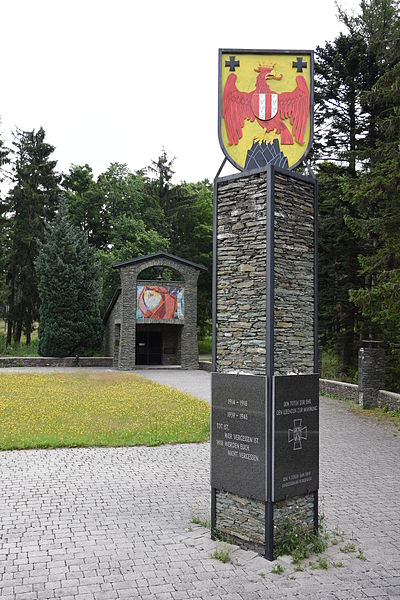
[0,141,213,354]
[315,0,400,389]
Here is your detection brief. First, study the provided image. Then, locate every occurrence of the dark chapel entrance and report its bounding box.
[135,330,162,365]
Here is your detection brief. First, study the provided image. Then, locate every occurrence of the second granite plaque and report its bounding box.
[273,374,319,502]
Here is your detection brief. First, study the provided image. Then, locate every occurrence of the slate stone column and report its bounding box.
[118,265,138,371]
[358,341,385,408]
[213,167,318,558]
[181,271,200,369]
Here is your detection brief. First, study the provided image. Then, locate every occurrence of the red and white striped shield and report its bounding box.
[251,92,278,121]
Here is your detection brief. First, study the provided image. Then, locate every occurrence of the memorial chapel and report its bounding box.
[103,252,206,369]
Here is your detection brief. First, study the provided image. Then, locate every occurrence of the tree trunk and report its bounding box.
[26,330,31,345]
[13,321,22,345]
[6,320,12,346]
[342,310,355,375]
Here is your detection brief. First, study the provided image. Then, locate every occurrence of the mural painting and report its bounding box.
[136,285,184,321]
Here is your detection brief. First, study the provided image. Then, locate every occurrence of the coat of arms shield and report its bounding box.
[218,49,314,171]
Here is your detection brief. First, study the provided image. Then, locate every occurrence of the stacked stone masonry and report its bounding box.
[215,168,316,555]
[358,346,385,409]
[0,357,113,368]
[216,172,268,374]
[104,292,121,358]
[273,173,315,375]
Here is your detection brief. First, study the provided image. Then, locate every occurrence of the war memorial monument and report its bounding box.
[211,49,319,560]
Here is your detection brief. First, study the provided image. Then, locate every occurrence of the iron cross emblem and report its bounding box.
[288,419,307,450]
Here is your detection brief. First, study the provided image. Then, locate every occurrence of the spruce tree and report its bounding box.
[36,202,103,357]
[3,127,60,344]
[315,0,400,376]
[0,126,10,318]
[346,59,400,389]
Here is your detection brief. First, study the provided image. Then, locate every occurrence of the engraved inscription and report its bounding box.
[211,373,267,501]
[273,374,319,502]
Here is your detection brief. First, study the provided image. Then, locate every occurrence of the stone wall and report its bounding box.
[378,390,400,412]
[214,167,316,557]
[319,378,358,401]
[104,292,121,358]
[0,357,113,368]
[199,361,212,372]
[320,378,400,412]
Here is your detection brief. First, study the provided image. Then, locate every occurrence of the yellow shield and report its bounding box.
[219,49,314,171]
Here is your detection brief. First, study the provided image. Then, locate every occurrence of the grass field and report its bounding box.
[0,372,210,451]
[198,336,212,355]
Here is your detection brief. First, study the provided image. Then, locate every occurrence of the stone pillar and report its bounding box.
[181,271,200,369]
[358,341,385,408]
[118,266,138,370]
[212,165,318,558]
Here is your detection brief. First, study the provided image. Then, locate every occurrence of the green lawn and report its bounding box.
[0,372,210,451]
[198,336,212,355]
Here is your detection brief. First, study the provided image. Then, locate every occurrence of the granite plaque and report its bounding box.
[273,374,319,502]
[211,373,267,501]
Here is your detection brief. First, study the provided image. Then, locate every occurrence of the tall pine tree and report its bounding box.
[3,127,60,344]
[315,0,400,375]
[0,124,10,318]
[36,202,103,357]
[347,58,400,389]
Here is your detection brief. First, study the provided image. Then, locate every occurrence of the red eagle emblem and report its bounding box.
[222,65,309,146]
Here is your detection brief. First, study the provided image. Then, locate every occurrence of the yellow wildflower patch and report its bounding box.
[0,372,210,450]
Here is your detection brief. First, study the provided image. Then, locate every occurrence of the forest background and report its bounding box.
[0,0,399,390]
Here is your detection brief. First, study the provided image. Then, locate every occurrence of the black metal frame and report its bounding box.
[265,165,275,560]
[211,160,224,539]
[211,164,319,560]
[313,175,319,534]
[218,48,315,173]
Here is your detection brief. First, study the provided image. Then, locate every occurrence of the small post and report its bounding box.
[358,340,385,408]
[75,354,79,367]
[211,487,216,540]
[265,502,274,561]
[317,346,323,377]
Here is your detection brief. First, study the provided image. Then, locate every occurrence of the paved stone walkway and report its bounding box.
[0,374,399,599]
[135,369,211,403]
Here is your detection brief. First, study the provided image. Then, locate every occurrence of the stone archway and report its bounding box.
[108,252,206,370]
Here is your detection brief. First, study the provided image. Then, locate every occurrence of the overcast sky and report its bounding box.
[1,0,361,184]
